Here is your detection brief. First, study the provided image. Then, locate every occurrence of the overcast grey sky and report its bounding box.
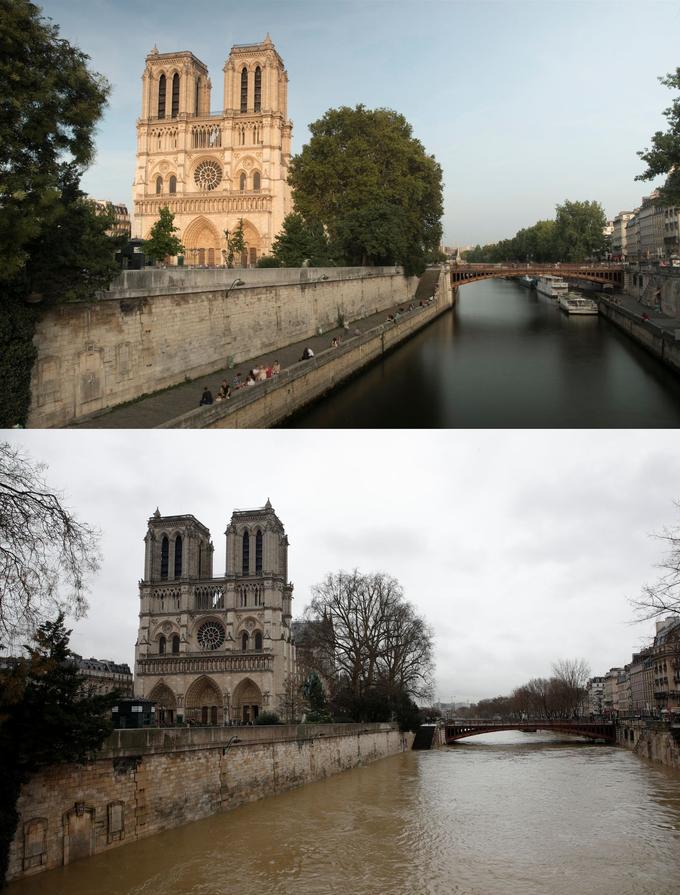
[5,429,680,704]
[38,0,678,245]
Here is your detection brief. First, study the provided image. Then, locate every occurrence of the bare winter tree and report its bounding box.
[306,570,434,702]
[632,503,680,621]
[0,442,101,649]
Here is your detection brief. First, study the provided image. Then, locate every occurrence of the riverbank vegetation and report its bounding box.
[463,200,608,264]
[637,67,680,207]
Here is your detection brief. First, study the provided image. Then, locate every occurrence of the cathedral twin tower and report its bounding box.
[133,36,292,265]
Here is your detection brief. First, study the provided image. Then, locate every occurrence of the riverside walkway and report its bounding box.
[71,301,429,428]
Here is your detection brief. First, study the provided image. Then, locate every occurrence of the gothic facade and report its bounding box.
[134,501,296,724]
[133,36,292,265]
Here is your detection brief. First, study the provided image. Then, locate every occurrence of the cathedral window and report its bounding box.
[239,172,246,192]
[159,635,166,655]
[160,536,169,579]
[240,67,248,112]
[255,530,263,573]
[155,176,163,195]
[194,160,222,191]
[158,74,166,118]
[198,542,203,578]
[254,67,262,112]
[197,621,225,650]
[242,531,250,575]
[171,73,180,118]
[169,175,177,194]
[241,631,249,651]
[172,634,180,654]
[254,631,263,651]
[174,535,182,577]
[240,588,246,607]
[195,77,200,115]
[253,171,261,193]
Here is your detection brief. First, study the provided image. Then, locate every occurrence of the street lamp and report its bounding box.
[226,278,245,296]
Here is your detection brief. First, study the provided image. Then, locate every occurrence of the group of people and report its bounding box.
[198,360,282,407]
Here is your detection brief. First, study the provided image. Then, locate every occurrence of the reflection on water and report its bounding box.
[10,731,680,895]
[287,279,680,427]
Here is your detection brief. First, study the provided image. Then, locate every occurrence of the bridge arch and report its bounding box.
[444,720,615,744]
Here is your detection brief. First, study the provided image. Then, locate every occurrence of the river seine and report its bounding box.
[10,731,680,895]
[286,278,680,427]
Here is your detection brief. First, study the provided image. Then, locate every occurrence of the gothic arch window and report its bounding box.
[253,171,261,193]
[174,535,182,578]
[159,635,166,655]
[240,67,248,113]
[169,175,177,194]
[155,176,163,195]
[254,631,263,651]
[198,542,203,578]
[172,634,180,654]
[160,535,169,579]
[195,77,201,115]
[239,172,246,192]
[242,530,250,575]
[255,530,263,573]
[158,74,166,118]
[171,73,180,118]
[241,631,249,651]
[254,67,262,112]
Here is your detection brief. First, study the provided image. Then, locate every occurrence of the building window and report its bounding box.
[198,542,203,578]
[242,531,249,575]
[160,536,169,579]
[171,634,180,654]
[159,635,166,655]
[241,631,249,651]
[174,535,182,578]
[197,621,225,651]
[195,77,200,115]
[240,67,248,112]
[254,631,263,651]
[253,171,261,192]
[254,66,261,112]
[158,74,166,118]
[155,176,163,195]
[239,172,246,192]
[171,73,180,118]
[169,175,176,194]
[255,530,263,573]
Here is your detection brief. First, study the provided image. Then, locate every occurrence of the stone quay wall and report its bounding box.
[616,720,680,771]
[623,268,680,316]
[598,301,680,375]
[7,722,411,883]
[28,266,419,428]
[161,274,454,428]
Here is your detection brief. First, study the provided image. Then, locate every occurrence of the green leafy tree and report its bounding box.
[554,200,608,261]
[289,105,443,275]
[271,213,332,267]
[637,68,680,206]
[0,0,116,426]
[145,206,184,264]
[224,218,246,268]
[0,614,116,885]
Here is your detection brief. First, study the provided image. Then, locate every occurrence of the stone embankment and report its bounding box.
[7,722,411,883]
[27,265,451,428]
[616,719,680,771]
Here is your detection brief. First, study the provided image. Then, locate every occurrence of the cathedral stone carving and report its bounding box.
[133,37,293,266]
[135,503,295,725]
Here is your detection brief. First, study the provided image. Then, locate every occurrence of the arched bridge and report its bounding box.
[445,719,616,744]
[451,263,624,288]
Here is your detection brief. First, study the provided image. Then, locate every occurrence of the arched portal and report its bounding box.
[232,218,262,267]
[149,682,177,726]
[183,216,221,267]
[185,675,222,725]
[232,678,262,724]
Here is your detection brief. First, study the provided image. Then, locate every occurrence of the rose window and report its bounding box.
[197,621,225,650]
[194,160,222,191]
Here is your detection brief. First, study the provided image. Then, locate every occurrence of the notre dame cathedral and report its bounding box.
[134,501,296,724]
[133,35,292,265]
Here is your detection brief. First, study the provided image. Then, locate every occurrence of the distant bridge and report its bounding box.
[444,719,616,744]
[451,262,624,288]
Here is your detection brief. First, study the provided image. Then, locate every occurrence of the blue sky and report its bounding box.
[41,0,679,245]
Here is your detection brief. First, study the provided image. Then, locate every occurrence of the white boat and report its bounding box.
[558,293,599,315]
[536,275,569,298]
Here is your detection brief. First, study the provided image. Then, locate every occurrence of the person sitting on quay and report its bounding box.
[232,372,243,390]
[300,346,315,361]
[271,360,281,376]
[215,380,231,402]
[199,386,213,406]
[331,336,339,349]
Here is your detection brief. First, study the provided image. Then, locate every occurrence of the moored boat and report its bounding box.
[536,275,569,298]
[558,293,599,315]
[517,275,536,288]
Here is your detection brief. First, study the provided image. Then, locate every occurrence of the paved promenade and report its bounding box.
[601,291,680,333]
[72,302,421,428]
